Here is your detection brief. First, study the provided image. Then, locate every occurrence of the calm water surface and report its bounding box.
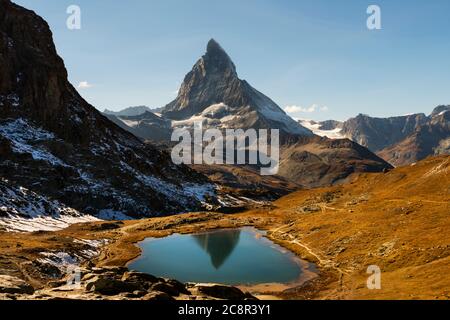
[128,227,315,285]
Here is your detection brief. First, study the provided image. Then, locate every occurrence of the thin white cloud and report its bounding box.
[77,81,93,89]
[284,104,329,115]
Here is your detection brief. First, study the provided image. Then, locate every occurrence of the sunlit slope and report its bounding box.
[266,155,449,299]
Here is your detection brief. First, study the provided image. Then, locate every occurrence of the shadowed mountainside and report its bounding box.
[0,0,216,221]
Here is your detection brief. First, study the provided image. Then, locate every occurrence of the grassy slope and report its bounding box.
[263,155,449,299]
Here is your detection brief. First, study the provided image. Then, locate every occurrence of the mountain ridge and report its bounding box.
[298,105,449,166]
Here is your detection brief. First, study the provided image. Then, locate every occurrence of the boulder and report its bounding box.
[0,275,34,295]
[47,280,67,288]
[150,282,180,297]
[195,284,252,300]
[121,271,160,289]
[167,279,191,295]
[86,276,142,295]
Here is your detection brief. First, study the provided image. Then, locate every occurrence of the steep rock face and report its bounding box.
[341,113,428,152]
[0,0,216,219]
[162,39,312,135]
[377,106,450,166]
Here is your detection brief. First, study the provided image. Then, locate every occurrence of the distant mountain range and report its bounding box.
[104,111,172,142]
[300,105,449,166]
[103,106,154,117]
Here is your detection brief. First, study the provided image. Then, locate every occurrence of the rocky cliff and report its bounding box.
[0,0,216,221]
[378,106,450,166]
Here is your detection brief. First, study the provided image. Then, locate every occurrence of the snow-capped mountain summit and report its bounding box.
[162,39,312,136]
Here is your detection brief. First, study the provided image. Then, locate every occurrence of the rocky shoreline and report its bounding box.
[0,213,325,301]
[0,265,258,301]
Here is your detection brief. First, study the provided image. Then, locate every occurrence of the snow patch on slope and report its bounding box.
[119,161,215,207]
[0,118,68,166]
[0,178,99,232]
[249,89,312,135]
[120,119,140,128]
[37,239,108,271]
[299,120,345,139]
[171,100,312,135]
[170,105,227,128]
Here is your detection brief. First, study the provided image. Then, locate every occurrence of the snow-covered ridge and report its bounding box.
[120,119,140,128]
[171,103,237,129]
[299,119,345,139]
[0,178,99,232]
[169,101,312,136]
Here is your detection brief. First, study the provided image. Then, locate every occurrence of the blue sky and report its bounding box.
[14,0,450,120]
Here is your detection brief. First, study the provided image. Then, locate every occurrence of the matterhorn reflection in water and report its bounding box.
[128,227,311,285]
[192,229,241,269]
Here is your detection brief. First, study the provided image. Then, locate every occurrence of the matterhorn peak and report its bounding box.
[206,38,226,55]
[202,38,236,74]
[161,39,312,135]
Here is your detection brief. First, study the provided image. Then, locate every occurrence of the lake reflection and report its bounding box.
[128,227,312,285]
[193,229,241,269]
